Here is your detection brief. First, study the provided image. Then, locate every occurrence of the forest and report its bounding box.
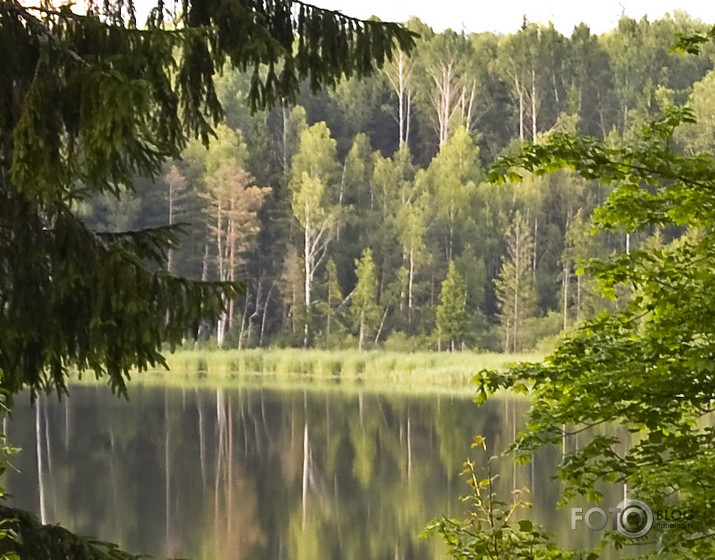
[78,11,715,352]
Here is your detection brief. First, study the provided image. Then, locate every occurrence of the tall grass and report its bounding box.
[152,348,542,388]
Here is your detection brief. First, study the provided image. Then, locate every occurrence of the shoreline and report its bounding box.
[71,348,542,397]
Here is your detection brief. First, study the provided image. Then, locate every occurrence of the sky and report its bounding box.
[311,0,713,35]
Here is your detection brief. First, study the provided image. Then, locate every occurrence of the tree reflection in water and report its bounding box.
[4,383,615,559]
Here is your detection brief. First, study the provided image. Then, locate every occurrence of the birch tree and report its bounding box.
[427,126,483,262]
[384,47,416,147]
[163,165,190,273]
[350,249,380,351]
[417,30,477,146]
[289,123,340,346]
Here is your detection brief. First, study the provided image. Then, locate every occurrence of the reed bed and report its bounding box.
[150,348,542,388]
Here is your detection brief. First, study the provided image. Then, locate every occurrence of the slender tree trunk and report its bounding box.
[408,247,414,314]
[533,217,538,280]
[238,296,249,350]
[167,181,175,273]
[36,398,47,525]
[374,307,388,345]
[405,93,412,147]
[563,266,569,330]
[282,105,289,174]
[531,68,537,139]
[201,233,210,282]
[260,282,274,347]
[516,77,525,141]
[513,226,520,352]
[398,55,405,146]
[358,311,365,351]
[304,211,311,348]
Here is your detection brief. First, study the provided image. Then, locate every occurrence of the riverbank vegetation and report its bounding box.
[140,348,542,389]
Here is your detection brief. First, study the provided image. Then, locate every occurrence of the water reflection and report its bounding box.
[3,383,611,559]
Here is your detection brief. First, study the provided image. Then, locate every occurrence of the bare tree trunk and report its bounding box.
[533,217,538,280]
[563,266,569,331]
[405,93,412,146]
[36,398,47,524]
[531,68,538,139]
[358,311,365,351]
[374,307,388,346]
[398,53,405,146]
[408,247,414,317]
[282,105,289,174]
[260,282,274,347]
[167,182,175,273]
[237,295,249,350]
[513,225,521,352]
[304,215,311,348]
[516,77,525,141]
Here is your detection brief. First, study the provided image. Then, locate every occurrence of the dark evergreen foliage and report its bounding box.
[0,0,415,396]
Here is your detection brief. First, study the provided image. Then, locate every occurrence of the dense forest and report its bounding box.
[80,11,715,352]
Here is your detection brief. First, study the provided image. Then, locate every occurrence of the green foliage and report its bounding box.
[0,505,141,560]
[436,262,468,351]
[350,248,381,349]
[494,211,538,352]
[66,11,715,354]
[475,106,715,557]
[0,0,415,396]
[423,437,593,560]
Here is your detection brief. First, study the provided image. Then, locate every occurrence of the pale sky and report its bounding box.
[312,0,713,35]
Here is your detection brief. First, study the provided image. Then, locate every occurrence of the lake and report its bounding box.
[3,382,602,559]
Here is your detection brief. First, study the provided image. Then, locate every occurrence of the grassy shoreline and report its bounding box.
[108,348,543,394]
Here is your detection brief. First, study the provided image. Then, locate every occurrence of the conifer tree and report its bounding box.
[494,211,537,352]
[436,261,468,351]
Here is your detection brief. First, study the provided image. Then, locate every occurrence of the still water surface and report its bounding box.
[4,382,580,559]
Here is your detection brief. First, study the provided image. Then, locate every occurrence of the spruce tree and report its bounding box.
[0,0,413,396]
[436,261,468,351]
[494,211,537,352]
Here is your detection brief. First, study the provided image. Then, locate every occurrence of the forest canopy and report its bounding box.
[87,10,715,356]
[0,0,414,397]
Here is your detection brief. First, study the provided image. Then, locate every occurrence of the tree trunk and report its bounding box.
[304,213,311,348]
[531,68,537,139]
[563,266,569,331]
[35,398,47,525]
[375,307,388,345]
[260,282,274,347]
[408,247,414,328]
[516,77,525,141]
[358,311,365,351]
[513,225,520,352]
